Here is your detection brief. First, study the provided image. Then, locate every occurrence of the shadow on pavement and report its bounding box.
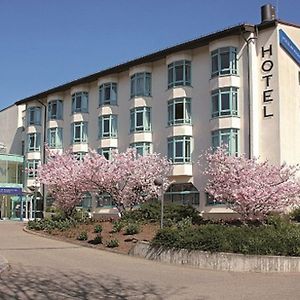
[0,265,185,300]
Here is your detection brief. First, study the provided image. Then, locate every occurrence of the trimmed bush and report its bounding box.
[290,207,300,222]
[111,220,124,233]
[151,218,300,256]
[106,238,119,248]
[89,234,102,245]
[94,224,103,233]
[123,202,203,225]
[27,218,77,232]
[124,223,140,235]
[77,231,88,241]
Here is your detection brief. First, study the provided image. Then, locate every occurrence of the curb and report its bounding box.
[23,227,134,257]
[130,241,300,273]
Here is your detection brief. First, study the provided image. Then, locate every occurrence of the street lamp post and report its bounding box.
[154,178,164,229]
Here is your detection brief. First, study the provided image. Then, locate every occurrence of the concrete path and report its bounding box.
[0,221,300,300]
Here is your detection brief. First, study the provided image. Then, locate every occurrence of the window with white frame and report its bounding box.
[211,47,237,77]
[130,142,152,156]
[97,147,117,160]
[130,72,151,98]
[164,183,199,206]
[168,136,191,163]
[168,97,191,125]
[71,122,88,144]
[27,107,41,125]
[73,152,87,161]
[130,107,151,133]
[96,192,114,207]
[48,100,63,120]
[71,92,88,114]
[47,127,63,148]
[27,159,40,178]
[168,60,191,88]
[211,87,238,118]
[98,115,118,138]
[99,82,117,106]
[27,133,41,152]
[212,128,239,156]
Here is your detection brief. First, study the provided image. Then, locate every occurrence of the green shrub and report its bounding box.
[151,217,300,256]
[290,207,300,222]
[123,202,203,225]
[27,218,77,232]
[124,223,140,235]
[94,224,103,233]
[106,238,119,248]
[77,231,88,241]
[91,234,102,245]
[112,220,124,233]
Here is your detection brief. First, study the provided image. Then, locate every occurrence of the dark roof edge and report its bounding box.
[256,19,300,31]
[0,103,16,113]
[15,23,255,106]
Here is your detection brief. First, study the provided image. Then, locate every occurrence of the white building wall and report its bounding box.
[18,21,300,216]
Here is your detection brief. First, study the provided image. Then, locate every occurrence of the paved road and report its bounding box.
[0,221,300,300]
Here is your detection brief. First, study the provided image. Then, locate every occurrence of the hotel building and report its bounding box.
[1,5,300,219]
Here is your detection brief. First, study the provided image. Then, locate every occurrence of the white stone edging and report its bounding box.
[130,241,300,273]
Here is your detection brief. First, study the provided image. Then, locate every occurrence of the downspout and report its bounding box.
[37,99,47,218]
[243,28,258,159]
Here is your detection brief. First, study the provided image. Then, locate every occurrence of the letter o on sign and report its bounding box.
[262,60,274,72]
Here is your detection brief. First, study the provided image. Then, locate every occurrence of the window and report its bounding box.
[27,107,41,125]
[211,47,237,77]
[97,147,117,160]
[206,192,224,206]
[27,133,41,152]
[27,160,40,178]
[130,142,152,156]
[48,100,63,120]
[211,87,238,117]
[164,183,199,205]
[98,115,118,138]
[73,152,87,161]
[130,107,151,133]
[71,92,88,114]
[168,97,191,125]
[71,122,88,144]
[168,136,191,163]
[130,72,151,98]
[99,83,117,106]
[78,193,92,209]
[47,127,63,148]
[168,60,191,88]
[96,192,114,208]
[212,128,239,156]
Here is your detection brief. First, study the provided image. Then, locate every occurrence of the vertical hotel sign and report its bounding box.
[261,43,275,118]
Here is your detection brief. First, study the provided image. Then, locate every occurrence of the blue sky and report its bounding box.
[0,0,299,110]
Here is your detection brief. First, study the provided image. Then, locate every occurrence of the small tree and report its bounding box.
[37,148,87,217]
[202,147,300,221]
[83,148,171,214]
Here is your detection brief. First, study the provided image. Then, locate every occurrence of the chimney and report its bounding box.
[261,4,276,23]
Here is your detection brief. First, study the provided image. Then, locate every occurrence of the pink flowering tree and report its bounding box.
[83,148,171,214]
[201,146,300,221]
[37,148,87,217]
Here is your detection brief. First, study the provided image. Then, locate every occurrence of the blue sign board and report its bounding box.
[0,187,22,195]
[279,29,300,66]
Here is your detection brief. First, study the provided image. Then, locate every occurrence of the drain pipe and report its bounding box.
[37,99,47,218]
[243,29,259,159]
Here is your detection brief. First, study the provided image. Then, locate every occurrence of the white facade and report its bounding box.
[2,13,299,217]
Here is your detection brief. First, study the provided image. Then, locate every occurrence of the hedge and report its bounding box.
[151,217,300,256]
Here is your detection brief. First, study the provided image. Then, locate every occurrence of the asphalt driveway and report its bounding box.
[0,221,299,300]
